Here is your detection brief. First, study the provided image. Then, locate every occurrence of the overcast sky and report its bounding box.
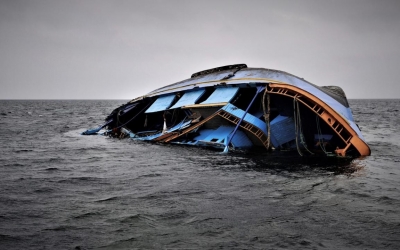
[1,0,399,99]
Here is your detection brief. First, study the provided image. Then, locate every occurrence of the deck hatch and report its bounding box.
[169,89,206,109]
[145,94,176,113]
[200,87,239,105]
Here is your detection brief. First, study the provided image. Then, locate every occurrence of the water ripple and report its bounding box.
[0,99,399,249]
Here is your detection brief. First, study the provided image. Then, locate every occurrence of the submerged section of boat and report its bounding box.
[83,64,371,157]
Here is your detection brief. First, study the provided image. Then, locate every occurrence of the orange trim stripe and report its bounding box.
[268,83,371,157]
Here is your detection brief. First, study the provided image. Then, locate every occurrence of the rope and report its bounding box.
[293,97,314,156]
[293,97,303,156]
[316,116,328,154]
[162,112,167,133]
[262,88,271,151]
[116,110,122,126]
[170,109,179,127]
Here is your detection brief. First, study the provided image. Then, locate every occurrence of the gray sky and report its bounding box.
[1,0,399,99]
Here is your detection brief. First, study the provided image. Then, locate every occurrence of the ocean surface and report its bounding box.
[0,99,399,250]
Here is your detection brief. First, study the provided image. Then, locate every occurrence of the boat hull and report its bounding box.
[83,64,371,157]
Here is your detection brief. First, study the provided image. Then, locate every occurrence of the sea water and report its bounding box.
[0,99,399,249]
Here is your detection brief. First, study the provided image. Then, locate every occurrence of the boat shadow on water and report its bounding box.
[159,142,364,176]
[222,149,363,176]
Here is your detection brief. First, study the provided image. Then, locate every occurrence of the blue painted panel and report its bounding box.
[222,103,268,135]
[198,125,253,149]
[230,130,253,148]
[270,115,296,146]
[173,129,214,146]
[121,103,138,115]
[202,125,233,143]
[168,119,192,132]
[169,89,206,109]
[193,129,214,141]
[145,94,175,113]
[135,132,161,141]
[200,87,239,105]
[221,104,297,147]
[135,119,192,141]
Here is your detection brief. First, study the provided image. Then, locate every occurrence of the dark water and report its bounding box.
[0,99,399,250]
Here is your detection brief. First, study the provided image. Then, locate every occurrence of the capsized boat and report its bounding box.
[83,64,371,157]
